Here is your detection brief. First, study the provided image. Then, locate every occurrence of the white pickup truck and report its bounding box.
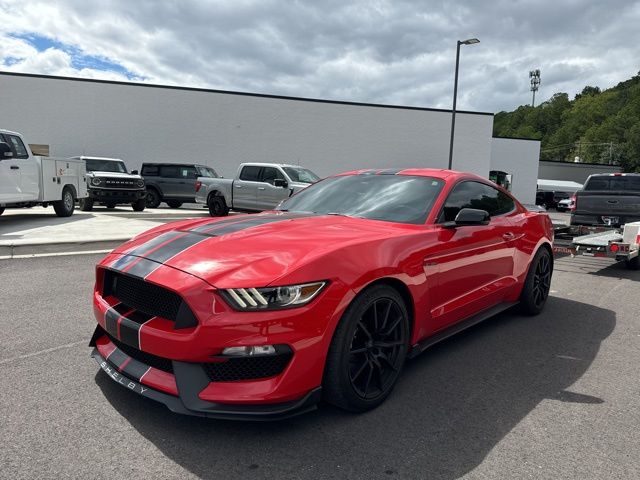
[0,129,87,217]
[195,163,320,216]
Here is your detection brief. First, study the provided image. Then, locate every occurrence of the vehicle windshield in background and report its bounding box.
[277,175,444,224]
[85,159,127,173]
[584,176,640,192]
[197,166,219,178]
[283,166,320,183]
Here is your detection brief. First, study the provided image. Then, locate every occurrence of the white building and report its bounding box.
[0,72,538,203]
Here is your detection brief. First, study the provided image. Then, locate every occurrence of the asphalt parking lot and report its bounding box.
[1,243,639,479]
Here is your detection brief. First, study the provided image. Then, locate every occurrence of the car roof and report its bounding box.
[334,168,484,182]
[74,156,125,162]
[141,163,208,167]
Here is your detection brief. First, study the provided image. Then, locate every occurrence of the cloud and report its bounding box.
[1,0,639,112]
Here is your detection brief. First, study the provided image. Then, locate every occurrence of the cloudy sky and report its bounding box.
[1,0,638,113]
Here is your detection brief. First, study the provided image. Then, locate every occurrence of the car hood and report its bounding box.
[87,171,142,179]
[110,213,416,288]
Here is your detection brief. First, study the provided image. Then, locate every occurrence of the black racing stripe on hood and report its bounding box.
[124,258,162,279]
[124,230,185,257]
[193,212,318,237]
[189,215,258,233]
[143,232,208,264]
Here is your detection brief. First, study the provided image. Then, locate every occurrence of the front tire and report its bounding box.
[78,197,94,212]
[167,200,183,209]
[520,247,553,315]
[208,195,229,217]
[323,284,410,412]
[132,198,146,212]
[625,256,639,270]
[145,188,161,208]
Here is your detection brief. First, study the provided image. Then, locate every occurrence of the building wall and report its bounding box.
[538,160,622,184]
[490,137,540,204]
[0,73,494,179]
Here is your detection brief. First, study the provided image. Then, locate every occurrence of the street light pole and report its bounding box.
[448,38,479,170]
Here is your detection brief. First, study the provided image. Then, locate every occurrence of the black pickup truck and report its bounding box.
[571,173,640,227]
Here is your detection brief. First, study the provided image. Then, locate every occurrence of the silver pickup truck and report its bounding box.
[195,163,320,216]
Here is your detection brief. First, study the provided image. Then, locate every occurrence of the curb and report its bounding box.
[0,238,129,258]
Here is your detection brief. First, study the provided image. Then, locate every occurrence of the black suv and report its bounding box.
[535,190,570,210]
[141,163,220,208]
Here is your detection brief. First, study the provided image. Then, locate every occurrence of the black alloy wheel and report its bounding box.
[145,188,161,208]
[520,247,553,315]
[208,195,229,217]
[348,298,407,400]
[323,284,409,412]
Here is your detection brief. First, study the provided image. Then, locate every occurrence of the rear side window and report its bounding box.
[179,166,198,179]
[159,165,180,178]
[440,181,513,222]
[7,135,29,159]
[585,176,640,192]
[239,165,261,181]
[141,165,159,176]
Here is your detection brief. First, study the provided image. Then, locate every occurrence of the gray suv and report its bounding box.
[141,163,219,208]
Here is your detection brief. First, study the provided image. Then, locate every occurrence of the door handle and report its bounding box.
[10,165,19,170]
[503,232,516,241]
[235,184,243,188]
[258,187,265,190]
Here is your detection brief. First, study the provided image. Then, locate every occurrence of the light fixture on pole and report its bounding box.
[530,69,541,107]
[448,38,480,170]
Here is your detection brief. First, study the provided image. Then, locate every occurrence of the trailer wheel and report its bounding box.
[79,198,94,212]
[53,187,75,217]
[625,256,639,270]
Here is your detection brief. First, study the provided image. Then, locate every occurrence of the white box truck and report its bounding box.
[0,129,87,217]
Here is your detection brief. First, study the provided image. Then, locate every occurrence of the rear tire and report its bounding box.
[78,197,94,212]
[53,187,75,217]
[167,200,183,209]
[145,188,161,208]
[520,247,553,315]
[132,198,146,212]
[323,284,410,412]
[208,195,229,217]
[625,256,639,270]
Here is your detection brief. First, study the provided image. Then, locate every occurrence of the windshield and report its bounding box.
[85,159,127,173]
[197,166,219,178]
[282,166,320,184]
[277,174,445,224]
[584,176,640,192]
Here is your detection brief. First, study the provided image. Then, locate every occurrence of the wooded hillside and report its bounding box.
[493,72,640,172]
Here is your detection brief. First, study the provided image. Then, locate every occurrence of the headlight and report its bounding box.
[91,177,102,186]
[137,179,145,187]
[220,281,327,311]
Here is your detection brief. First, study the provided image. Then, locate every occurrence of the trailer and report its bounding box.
[553,221,640,270]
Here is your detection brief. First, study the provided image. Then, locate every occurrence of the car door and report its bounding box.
[176,165,198,199]
[233,165,261,210]
[0,134,20,202]
[5,133,39,201]
[426,181,517,331]
[257,166,290,210]
[158,165,181,198]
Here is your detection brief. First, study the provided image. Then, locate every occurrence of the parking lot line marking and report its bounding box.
[0,249,112,260]
[0,340,85,366]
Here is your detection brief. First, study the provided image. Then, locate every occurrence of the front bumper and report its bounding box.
[89,188,146,203]
[90,330,322,420]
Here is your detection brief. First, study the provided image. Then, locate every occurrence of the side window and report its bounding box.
[180,166,198,179]
[439,181,504,222]
[495,191,516,215]
[141,165,159,176]
[239,165,261,181]
[7,135,29,159]
[260,167,284,185]
[159,165,180,178]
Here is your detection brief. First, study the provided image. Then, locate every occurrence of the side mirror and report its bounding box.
[443,208,490,228]
[131,170,139,175]
[0,142,14,159]
[274,178,288,188]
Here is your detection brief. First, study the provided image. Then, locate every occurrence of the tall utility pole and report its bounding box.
[448,38,480,170]
[530,69,541,107]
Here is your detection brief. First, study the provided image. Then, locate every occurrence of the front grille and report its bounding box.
[103,178,139,189]
[103,270,198,329]
[106,332,174,373]
[202,353,293,382]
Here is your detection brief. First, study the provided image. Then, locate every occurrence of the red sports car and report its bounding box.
[90,168,554,419]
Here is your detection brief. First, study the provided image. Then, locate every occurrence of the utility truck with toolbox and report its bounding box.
[0,129,86,217]
[195,162,320,216]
